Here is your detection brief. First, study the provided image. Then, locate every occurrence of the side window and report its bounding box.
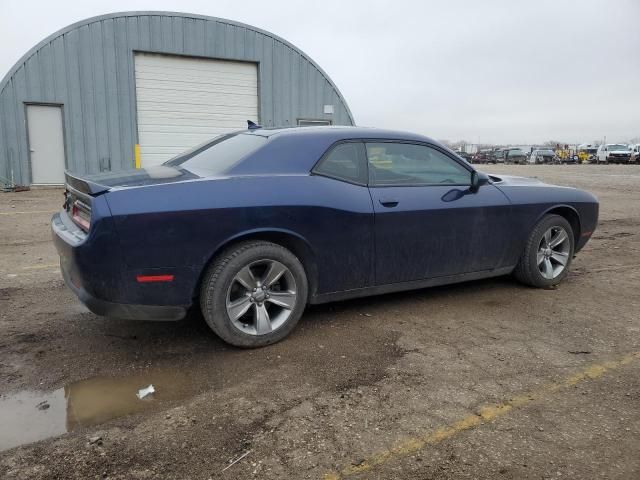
[366,142,471,186]
[313,142,366,184]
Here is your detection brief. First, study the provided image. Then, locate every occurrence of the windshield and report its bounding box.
[608,144,629,151]
[164,133,267,174]
[535,150,555,155]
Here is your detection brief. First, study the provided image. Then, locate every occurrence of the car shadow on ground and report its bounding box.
[82,273,525,355]
[304,274,522,319]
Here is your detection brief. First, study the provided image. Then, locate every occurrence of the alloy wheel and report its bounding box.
[225,259,297,336]
[537,226,571,280]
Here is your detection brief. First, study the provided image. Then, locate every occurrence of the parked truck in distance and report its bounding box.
[596,144,632,164]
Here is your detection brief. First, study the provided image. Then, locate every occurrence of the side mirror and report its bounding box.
[470,170,489,193]
[470,170,480,192]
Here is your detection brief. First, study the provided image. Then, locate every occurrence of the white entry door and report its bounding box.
[134,52,259,167]
[26,105,66,184]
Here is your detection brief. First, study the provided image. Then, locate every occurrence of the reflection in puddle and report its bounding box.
[0,370,194,451]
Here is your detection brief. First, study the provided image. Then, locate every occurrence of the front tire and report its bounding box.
[513,214,575,288]
[200,241,308,347]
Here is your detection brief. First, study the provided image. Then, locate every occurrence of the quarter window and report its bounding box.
[366,142,471,186]
[313,142,366,184]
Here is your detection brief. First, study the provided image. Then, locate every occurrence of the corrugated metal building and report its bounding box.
[0,11,354,186]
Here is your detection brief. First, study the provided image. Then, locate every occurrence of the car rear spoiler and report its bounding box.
[65,171,110,196]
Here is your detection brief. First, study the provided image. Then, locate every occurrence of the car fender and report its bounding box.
[535,203,581,236]
[195,227,319,299]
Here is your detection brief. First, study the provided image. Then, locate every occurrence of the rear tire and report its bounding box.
[513,214,575,288]
[200,241,308,347]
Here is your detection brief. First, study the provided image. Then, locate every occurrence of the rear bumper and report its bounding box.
[60,262,186,321]
[52,211,186,321]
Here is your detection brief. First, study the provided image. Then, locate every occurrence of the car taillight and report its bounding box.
[71,200,91,232]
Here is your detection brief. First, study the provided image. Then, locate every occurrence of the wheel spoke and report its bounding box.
[266,291,296,310]
[227,296,252,321]
[262,261,287,288]
[536,250,546,265]
[235,265,257,290]
[542,258,553,279]
[549,229,568,248]
[551,251,569,266]
[254,304,272,335]
[543,229,552,246]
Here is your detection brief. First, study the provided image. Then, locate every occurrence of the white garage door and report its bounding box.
[134,52,258,167]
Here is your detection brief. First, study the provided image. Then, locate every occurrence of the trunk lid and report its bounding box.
[63,166,205,232]
[65,171,110,196]
[65,166,201,194]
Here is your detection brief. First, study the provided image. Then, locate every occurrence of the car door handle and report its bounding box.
[379,197,399,208]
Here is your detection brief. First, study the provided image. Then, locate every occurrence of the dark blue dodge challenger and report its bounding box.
[53,126,598,347]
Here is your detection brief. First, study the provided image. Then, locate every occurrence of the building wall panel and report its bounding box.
[0,12,354,185]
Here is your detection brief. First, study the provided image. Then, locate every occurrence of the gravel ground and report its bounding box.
[0,164,639,479]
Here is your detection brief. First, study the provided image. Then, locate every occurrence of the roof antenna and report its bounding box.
[247,120,262,130]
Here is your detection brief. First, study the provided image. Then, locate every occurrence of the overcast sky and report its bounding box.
[1,0,638,144]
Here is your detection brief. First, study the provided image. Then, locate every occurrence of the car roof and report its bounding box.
[241,125,436,143]
[228,126,455,176]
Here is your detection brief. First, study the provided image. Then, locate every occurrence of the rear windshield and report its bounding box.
[164,133,267,174]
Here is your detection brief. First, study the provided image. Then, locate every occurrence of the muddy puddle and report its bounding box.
[0,369,195,451]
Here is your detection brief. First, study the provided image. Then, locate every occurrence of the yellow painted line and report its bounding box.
[325,351,640,479]
[21,263,58,270]
[134,143,141,169]
[0,210,57,216]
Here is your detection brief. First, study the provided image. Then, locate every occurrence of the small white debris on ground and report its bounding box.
[136,385,155,399]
